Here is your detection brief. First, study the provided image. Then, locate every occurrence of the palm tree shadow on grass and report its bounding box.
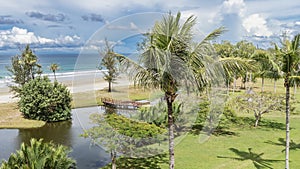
[217,148,283,169]
[265,138,300,152]
[102,154,168,169]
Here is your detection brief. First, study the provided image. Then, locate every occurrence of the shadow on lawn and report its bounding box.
[217,148,283,169]
[102,154,168,169]
[190,125,238,136]
[265,138,300,152]
[240,117,286,130]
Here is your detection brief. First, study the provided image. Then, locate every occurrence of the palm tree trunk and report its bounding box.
[108,81,112,92]
[285,76,290,169]
[166,92,176,169]
[293,81,296,99]
[53,71,57,81]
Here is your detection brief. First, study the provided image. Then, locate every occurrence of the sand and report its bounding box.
[0,71,132,103]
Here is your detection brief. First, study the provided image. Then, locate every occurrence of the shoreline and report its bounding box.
[0,72,132,103]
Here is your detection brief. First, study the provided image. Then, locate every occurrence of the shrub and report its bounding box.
[0,138,76,169]
[19,76,72,122]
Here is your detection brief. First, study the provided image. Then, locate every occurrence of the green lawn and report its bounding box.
[102,78,300,169]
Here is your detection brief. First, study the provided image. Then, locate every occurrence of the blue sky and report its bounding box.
[0,0,299,54]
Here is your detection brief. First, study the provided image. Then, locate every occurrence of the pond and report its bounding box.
[0,106,110,169]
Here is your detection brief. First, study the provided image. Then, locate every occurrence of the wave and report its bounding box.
[0,69,107,86]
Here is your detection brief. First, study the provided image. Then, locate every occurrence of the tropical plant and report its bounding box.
[274,33,300,169]
[0,138,76,169]
[251,49,281,92]
[99,39,119,92]
[7,44,42,95]
[19,76,72,122]
[49,63,59,81]
[115,12,226,169]
[82,112,166,169]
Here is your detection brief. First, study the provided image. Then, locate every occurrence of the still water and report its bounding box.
[0,107,110,169]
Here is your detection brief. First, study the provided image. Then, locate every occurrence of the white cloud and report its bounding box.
[0,27,81,49]
[222,0,246,17]
[242,14,272,37]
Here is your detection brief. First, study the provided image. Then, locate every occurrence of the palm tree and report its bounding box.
[49,63,59,81]
[115,12,226,169]
[275,34,300,169]
[251,49,280,92]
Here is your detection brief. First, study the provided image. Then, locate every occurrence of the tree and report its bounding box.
[99,39,119,92]
[251,49,280,92]
[275,34,300,169]
[7,45,42,95]
[19,76,72,122]
[235,91,284,127]
[49,63,59,81]
[116,12,225,169]
[82,112,166,169]
[0,138,76,169]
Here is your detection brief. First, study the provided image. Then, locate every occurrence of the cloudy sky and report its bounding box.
[0,0,299,54]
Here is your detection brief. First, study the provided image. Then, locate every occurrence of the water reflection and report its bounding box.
[0,107,110,169]
[17,121,73,146]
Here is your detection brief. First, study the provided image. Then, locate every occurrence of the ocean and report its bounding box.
[0,52,139,87]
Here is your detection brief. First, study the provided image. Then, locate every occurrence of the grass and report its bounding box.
[0,103,45,129]
[100,78,300,169]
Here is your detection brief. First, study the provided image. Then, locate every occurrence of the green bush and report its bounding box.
[19,76,72,122]
[0,138,76,169]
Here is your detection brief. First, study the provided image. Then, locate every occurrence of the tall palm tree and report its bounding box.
[275,34,300,169]
[49,63,59,81]
[116,12,226,169]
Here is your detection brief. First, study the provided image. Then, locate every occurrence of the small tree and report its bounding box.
[7,45,42,95]
[49,63,59,81]
[0,138,76,169]
[82,113,165,169]
[235,91,284,127]
[19,76,72,122]
[99,39,119,92]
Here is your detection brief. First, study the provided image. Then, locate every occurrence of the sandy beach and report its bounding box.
[0,71,132,103]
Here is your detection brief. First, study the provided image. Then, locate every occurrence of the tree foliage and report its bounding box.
[0,138,76,169]
[99,39,119,92]
[7,45,42,95]
[19,76,72,122]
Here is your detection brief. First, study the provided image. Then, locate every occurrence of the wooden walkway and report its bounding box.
[101,97,150,110]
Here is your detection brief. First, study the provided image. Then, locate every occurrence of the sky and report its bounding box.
[0,0,300,54]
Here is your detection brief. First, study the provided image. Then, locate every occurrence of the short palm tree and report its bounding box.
[0,138,76,169]
[49,63,59,81]
[275,34,300,169]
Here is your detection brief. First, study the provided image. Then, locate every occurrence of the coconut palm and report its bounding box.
[275,34,300,169]
[251,49,281,92]
[115,12,227,169]
[49,63,59,81]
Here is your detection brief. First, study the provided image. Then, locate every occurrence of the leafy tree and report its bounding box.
[19,76,72,122]
[137,101,184,129]
[99,39,119,92]
[275,34,300,169]
[235,91,284,127]
[82,112,166,169]
[232,40,256,89]
[0,138,76,169]
[7,45,42,95]
[116,12,225,169]
[49,63,59,81]
[214,41,255,93]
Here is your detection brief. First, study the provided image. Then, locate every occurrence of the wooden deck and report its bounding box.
[101,97,150,110]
